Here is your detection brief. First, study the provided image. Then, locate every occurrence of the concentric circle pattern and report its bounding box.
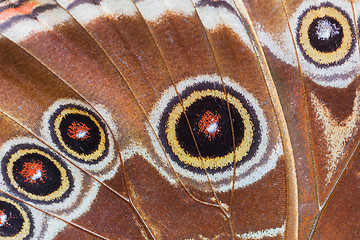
[48,103,109,164]
[1,144,73,203]
[0,194,33,239]
[148,75,278,191]
[296,2,355,67]
[0,136,109,238]
[161,87,261,174]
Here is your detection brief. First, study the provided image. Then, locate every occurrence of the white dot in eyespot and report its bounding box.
[206,122,219,134]
[316,19,340,40]
[0,212,7,226]
[76,131,88,139]
[30,170,43,182]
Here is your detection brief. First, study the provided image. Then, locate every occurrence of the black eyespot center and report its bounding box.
[12,152,62,196]
[49,104,110,164]
[0,200,24,237]
[175,96,245,158]
[59,113,101,155]
[308,16,343,53]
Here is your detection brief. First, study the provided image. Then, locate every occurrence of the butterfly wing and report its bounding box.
[0,0,358,239]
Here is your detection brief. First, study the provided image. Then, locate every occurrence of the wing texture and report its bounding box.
[0,0,358,239]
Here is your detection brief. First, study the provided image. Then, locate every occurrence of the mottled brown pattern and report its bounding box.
[243,0,286,35]
[55,225,102,240]
[86,14,172,114]
[312,147,360,239]
[0,38,80,135]
[145,14,216,81]
[231,156,287,234]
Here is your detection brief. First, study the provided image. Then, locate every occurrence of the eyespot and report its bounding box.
[41,99,119,180]
[258,1,359,88]
[148,75,280,192]
[49,104,108,164]
[164,88,260,173]
[296,2,355,68]
[0,137,107,237]
[0,195,33,239]
[2,144,73,203]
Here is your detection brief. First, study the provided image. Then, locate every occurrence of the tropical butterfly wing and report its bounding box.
[1,0,358,239]
[0,0,293,239]
[0,107,96,239]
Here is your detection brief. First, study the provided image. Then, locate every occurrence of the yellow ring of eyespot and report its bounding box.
[298,6,352,65]
[0,196,31,239]
[165,90,254,170]
[54,108,106,162]
[6,149,70,202]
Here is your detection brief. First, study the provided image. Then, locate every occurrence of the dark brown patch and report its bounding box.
[125,154,230,239]
[146,14,216,81]
[306,77,358,122]
[231,156,287,234]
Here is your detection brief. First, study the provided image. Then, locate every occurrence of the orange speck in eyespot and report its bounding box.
[67,122,91,140]
[19,160,47,184]
[197,111,221,140]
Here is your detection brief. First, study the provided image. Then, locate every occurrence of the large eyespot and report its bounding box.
[0,195,33,239]
[296,2,355,67]
[148,75,281,192]
[164,89,260,173]
[1,144,73,203]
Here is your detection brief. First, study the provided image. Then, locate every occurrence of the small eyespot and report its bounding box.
[2,144,73,203]
[260,1,359,88]
[296,2,355,68]
[49,105,108,164]
[0,195,33,239]
[0,137,108,238]
[41,99,119,181]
